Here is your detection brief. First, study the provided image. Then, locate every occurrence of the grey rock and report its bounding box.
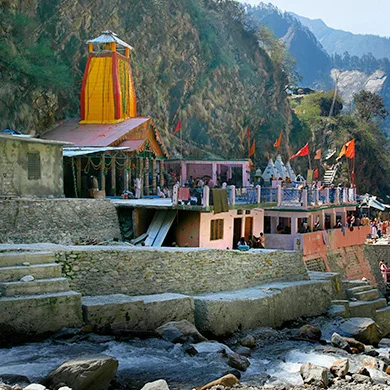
[22,262,30,266]
[191,341,233,355]
[159,326,185,343]
[140,379,170,390]
[235,346,251,357]
[300,362,328,388]
[352,373,371,383]
[356,367,370,377]
[330,358,349,378]
[24,385,47,390]
[339,317,382,346]
[0,373,30,387]
[155,320,207,343]
[227,352,250,371]
[42,354,118,390]
[20,275,34,282]
[331,332,349,351]
[297,324,322,341]
[240,335,255,348]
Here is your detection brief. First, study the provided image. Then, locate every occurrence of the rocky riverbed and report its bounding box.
[2,316,390,390]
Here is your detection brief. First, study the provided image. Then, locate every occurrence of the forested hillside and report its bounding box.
[0,0,292,162]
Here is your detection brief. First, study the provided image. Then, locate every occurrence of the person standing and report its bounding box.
[380,261,388,283]
[259,232,265,248]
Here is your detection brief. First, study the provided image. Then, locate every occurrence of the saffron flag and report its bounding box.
[336,139,353,160]
[314,149,322,160]
[249,140,256,157]
[173,121,181,135]
[273,131,283,150]
[346,139,355,159]
[313,168,319,179]
[290,143,309,159]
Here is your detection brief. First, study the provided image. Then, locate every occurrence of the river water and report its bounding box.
[0,317,389,389]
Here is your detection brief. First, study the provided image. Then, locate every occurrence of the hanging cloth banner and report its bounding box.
[346,139,355,159]
[290,143,309,159]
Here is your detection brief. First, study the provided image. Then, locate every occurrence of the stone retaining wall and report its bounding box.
[0,199,121,244]
[55,247,309,296]
[364,244,390,294]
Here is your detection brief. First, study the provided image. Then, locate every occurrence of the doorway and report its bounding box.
[233,218,242,249]
[245,217,253,240]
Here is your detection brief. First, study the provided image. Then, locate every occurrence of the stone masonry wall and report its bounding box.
[0,199,121,244]
[364,245,390,294]
[55,247,309,296]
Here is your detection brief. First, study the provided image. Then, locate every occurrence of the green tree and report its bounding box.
[353,90,388,122]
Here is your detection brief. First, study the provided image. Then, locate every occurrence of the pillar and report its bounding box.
[100,154,105,194]
[270,216,278,234]
[212,162,217,184]
[172,183,179,205]
[139,158,144,197]
[302,189,308,208]
[203,185,210,208]
[160,160,165,188]
[228,166,232,181]
[124,156,129,191]
[144,157,149,196]
[308,214,314,232]
[341,208,347,226]
[315,189,319,205]
[242,165,246,187]
[319,210,325,229]
[325,188,330,204]
[111,155,116,196]
[230,185,236,205]
[76,157,81,197]
[152,158,157,194]
[256,185,261,204]
[277,184,282,206]
[291,216,298,235]
[181,161,187,186]
[330,210,337,229]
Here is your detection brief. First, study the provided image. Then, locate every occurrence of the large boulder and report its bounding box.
[42,354,118,390]
[330,358,349,378]
[339,318,382,346]
[0,373,30,387]
[331,333,349,351]
[140,379,170,390]
[195,374,239,390]
[300,362,328,388]
[156,320,207,343]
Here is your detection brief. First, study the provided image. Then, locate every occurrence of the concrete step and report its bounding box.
[0,252,55,267]
[328,304,347,318]
[0,291,82,343]
[353,289,380,301]
[0,263,62,282]
[0,277,70,297]
[349,298,387,318]
[347,285,374,298]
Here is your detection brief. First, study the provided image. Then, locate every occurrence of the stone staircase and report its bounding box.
[323,166,338,185]
[0,251,82,342]
[329,280,390,335]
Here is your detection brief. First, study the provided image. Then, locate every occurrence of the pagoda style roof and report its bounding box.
[87,30,134,50]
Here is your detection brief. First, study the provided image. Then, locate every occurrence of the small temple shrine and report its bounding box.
[42,31,168,198]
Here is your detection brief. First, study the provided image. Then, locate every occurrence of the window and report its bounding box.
[28,152,41,180]
[210,219,224,240]
[245,210,251,215]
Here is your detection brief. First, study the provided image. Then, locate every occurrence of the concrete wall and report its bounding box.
[0,199,121,244]
[0,136,64,197]
[199,209,264,249]
[55,247,309,296]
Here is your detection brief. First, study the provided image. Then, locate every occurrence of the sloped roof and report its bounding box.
[41,117,150,147]
[118,139,147,153]
[87,31,134,50]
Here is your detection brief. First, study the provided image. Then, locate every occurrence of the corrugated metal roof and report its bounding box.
[63,146,131,157]
[87,31,134,50]
[118,139,146,153]
[41,117,150,147]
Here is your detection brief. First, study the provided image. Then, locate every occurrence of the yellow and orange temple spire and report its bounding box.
[80,30,137,124]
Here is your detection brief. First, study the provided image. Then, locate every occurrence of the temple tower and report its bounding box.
[80,31,137,124]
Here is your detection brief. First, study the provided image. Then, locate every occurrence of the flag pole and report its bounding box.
[180,124,183,157]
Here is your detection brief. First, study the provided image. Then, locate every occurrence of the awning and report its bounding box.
[63,146,131,157]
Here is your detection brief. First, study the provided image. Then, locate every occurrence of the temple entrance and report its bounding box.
[233,218,242,249]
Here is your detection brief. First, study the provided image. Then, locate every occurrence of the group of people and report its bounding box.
[237,233,265,249]
[368,218,389,241]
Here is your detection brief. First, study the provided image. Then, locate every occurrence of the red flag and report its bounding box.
[273,131,282,150]
[313,168,319,179]
[290,143,309,159]
[173,121,181,135]
[346,139,355,159]
[249,140,256,157]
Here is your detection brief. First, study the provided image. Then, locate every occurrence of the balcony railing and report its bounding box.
[170,183,357,208]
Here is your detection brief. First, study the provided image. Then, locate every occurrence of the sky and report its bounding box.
[240,0,390,37]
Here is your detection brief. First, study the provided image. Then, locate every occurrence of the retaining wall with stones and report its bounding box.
[55,247,309,296]
[0,199,121,244]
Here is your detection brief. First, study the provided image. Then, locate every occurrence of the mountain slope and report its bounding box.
[245,3,332,89]
[0,0,292,162]
[294,13,390,59]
